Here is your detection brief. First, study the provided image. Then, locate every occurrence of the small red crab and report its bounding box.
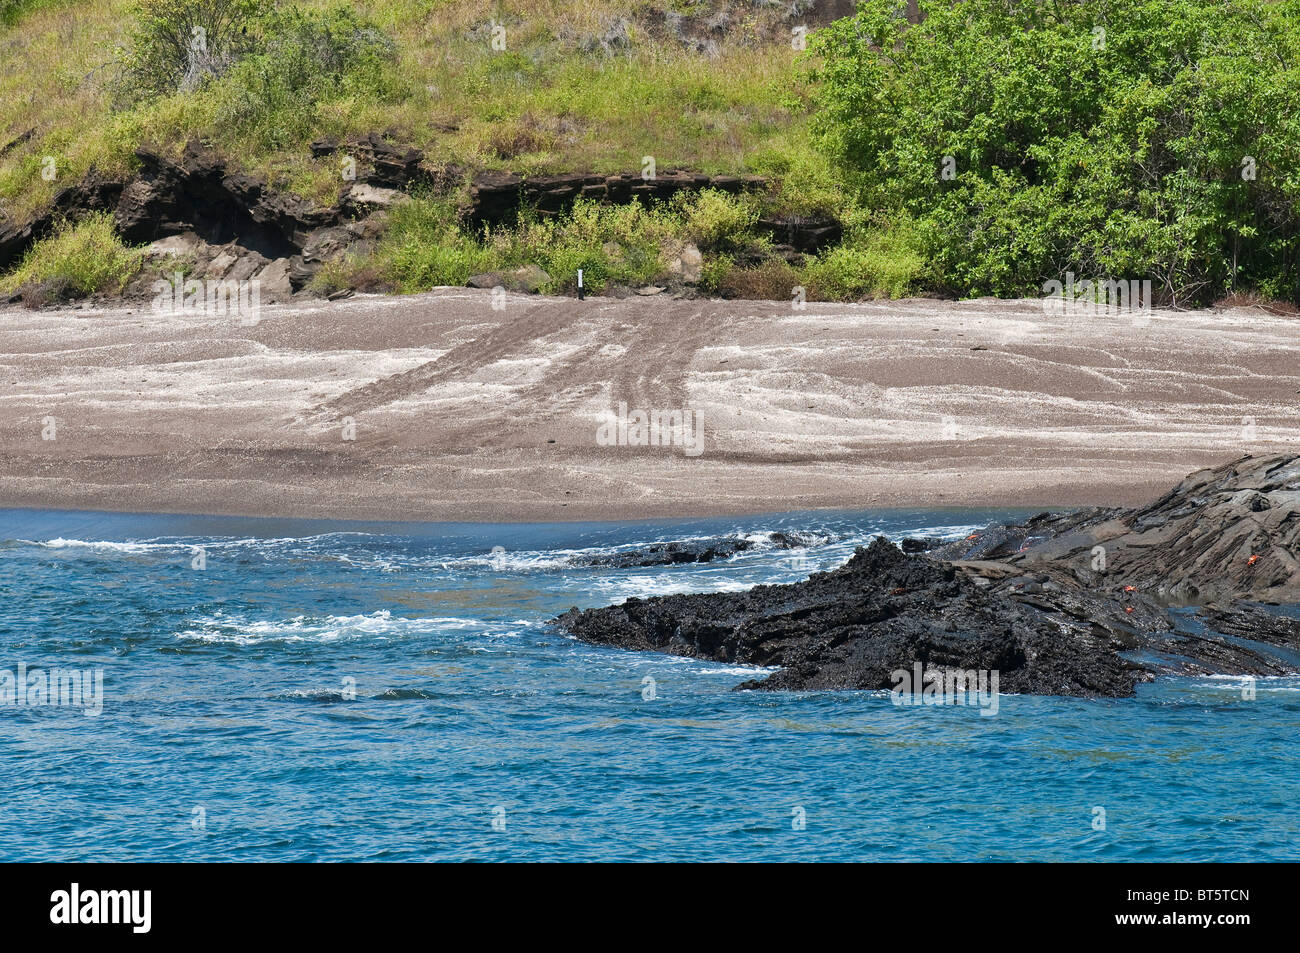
[1248,554,1261,566]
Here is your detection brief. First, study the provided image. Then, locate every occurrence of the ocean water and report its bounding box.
[1,507,1297,863]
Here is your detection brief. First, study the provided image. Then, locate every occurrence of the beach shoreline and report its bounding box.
[2,289,1296,523]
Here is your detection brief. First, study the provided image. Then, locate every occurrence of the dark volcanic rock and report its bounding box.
[0,172,124,272]
[118,142,336,257]
[570,532,816,569]
[3,140,350,276]
[464,263,551,294]
[554,454,1300,696]
[5,131,844,298]
[900,536,940,553]
[464,170,769,229]
[558,536,1147,696]
[936,454,1300,605]
[341,132,429,189]
[459,166,843,251]
[288,214,387,291]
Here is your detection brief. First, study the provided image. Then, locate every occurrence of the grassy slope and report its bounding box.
[0,0,838,222]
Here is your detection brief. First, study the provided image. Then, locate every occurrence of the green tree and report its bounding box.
[808,0,1300,304]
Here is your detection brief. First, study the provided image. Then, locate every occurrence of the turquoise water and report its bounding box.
[2,507,1297,862]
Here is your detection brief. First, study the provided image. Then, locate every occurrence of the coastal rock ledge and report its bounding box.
[554,454,1300,697]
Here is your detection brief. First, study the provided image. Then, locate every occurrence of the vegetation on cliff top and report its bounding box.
[2,0,1298,304]
[1,0,828,217]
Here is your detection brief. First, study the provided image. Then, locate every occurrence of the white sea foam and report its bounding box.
[438,550,587,572]
[174,610,514,645]
[1187,674,1300,691]
[690,665,778,677]
[22,537,184,554]
[895,523,989,541]
[16,531,382,555]
[590,573,759,601]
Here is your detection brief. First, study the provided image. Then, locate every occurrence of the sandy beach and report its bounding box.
[1,289,1297,522]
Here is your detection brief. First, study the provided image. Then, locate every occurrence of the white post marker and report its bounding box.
[577,268,585,300]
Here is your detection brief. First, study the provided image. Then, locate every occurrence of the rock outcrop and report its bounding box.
[0,172,124,272]
[115,142,336,256]
[462,170,768,229]
[3,134,846,298]
[931,454,1300,605]
[757,214,843,253]
[554,454,1300,696]
[309,132,450,191]
[2,141,405,295]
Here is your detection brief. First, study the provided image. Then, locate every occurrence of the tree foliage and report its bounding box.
[808,0,1300,304]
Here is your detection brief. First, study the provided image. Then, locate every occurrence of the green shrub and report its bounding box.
[0,0,62,26]
[118,0,263,101]
[207,6,399,150]
[699,253,734,295]
[307,254,357,297]
[376,195,766,296]
[375,198,495,292]
[494,199,682,293]
[0,212,143,300]
[674,188,760,251]
[748,140,854,219]
[808,0,1300,305]
[803,224,927,301]
[115,1,399,153]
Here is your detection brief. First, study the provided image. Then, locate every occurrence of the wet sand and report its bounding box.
[1,289,1297,522]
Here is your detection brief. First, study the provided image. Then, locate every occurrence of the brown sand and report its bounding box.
[1,289,1297,522]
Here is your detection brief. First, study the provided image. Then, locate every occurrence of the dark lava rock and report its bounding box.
[570,532,816,569]
[558,536,1146,696]
[463,169,768,230]
[1,171,124,272]
[937,454,1300,606]
[343,132,428,190]
[554,454,1300,696]
[465,264,551,294]
[900,536,940,553]
[5,131,839,301]
[1,138,390,277]
[117,142,336,258]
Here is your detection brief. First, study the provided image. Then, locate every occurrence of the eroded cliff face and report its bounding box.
[555,454,1300,696]
[2,135,840,305]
